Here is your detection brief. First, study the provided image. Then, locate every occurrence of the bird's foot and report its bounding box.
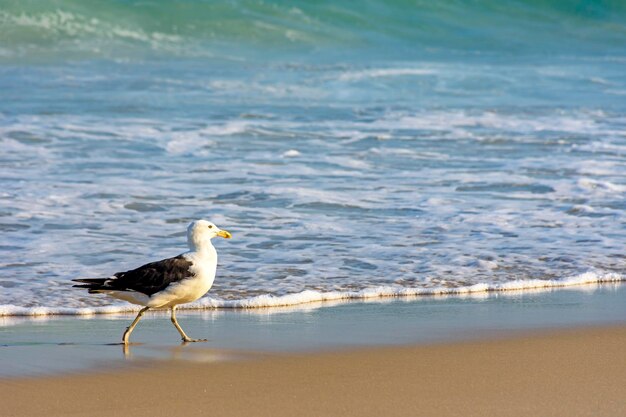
[181,337,208,343]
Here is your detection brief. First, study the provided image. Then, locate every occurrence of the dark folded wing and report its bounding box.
[73,255,193,296]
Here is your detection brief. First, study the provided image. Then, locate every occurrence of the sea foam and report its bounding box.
[1,271,622,317]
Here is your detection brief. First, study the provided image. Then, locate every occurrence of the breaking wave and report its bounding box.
[2,0,625,61]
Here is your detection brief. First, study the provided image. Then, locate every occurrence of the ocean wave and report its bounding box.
[2,0,625,61]
[1,271,623,317]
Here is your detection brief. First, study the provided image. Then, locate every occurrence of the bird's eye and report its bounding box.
[208,225,213,229]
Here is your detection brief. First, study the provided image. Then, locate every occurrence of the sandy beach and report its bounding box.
[3,325,625,417]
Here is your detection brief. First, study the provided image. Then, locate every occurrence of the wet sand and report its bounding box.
[3,325,626,417]
[3,284,626,377]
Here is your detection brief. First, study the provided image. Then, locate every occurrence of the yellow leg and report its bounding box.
[171,306,207,343]
[122,306,150,344]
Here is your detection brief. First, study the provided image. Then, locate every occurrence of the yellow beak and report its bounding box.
[217,230,232,239]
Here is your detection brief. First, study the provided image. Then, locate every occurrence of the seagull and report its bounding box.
[73,220,231,344]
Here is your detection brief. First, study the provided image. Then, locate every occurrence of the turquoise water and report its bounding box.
[2,0,626,61]
[1,1,625,313]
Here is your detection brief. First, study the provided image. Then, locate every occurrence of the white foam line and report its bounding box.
[191,271,624,309]
[0,271,623,317]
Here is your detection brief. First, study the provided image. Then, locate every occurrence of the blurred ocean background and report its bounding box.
[1,0,625,314]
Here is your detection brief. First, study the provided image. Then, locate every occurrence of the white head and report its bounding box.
[187,220,232,250]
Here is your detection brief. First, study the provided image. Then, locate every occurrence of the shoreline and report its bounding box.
[2,283,626,378]
[2,272,624,317]
[4,325,626,417]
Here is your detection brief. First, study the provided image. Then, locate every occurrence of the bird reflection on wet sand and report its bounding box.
[120,341,238,364]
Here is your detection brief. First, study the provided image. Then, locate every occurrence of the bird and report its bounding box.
[73,220,231,344]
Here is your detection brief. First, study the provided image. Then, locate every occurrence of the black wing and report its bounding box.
[73,254,193,296]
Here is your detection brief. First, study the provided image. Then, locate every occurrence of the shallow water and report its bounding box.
[1,1,625,314]
[2,285,626,377]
